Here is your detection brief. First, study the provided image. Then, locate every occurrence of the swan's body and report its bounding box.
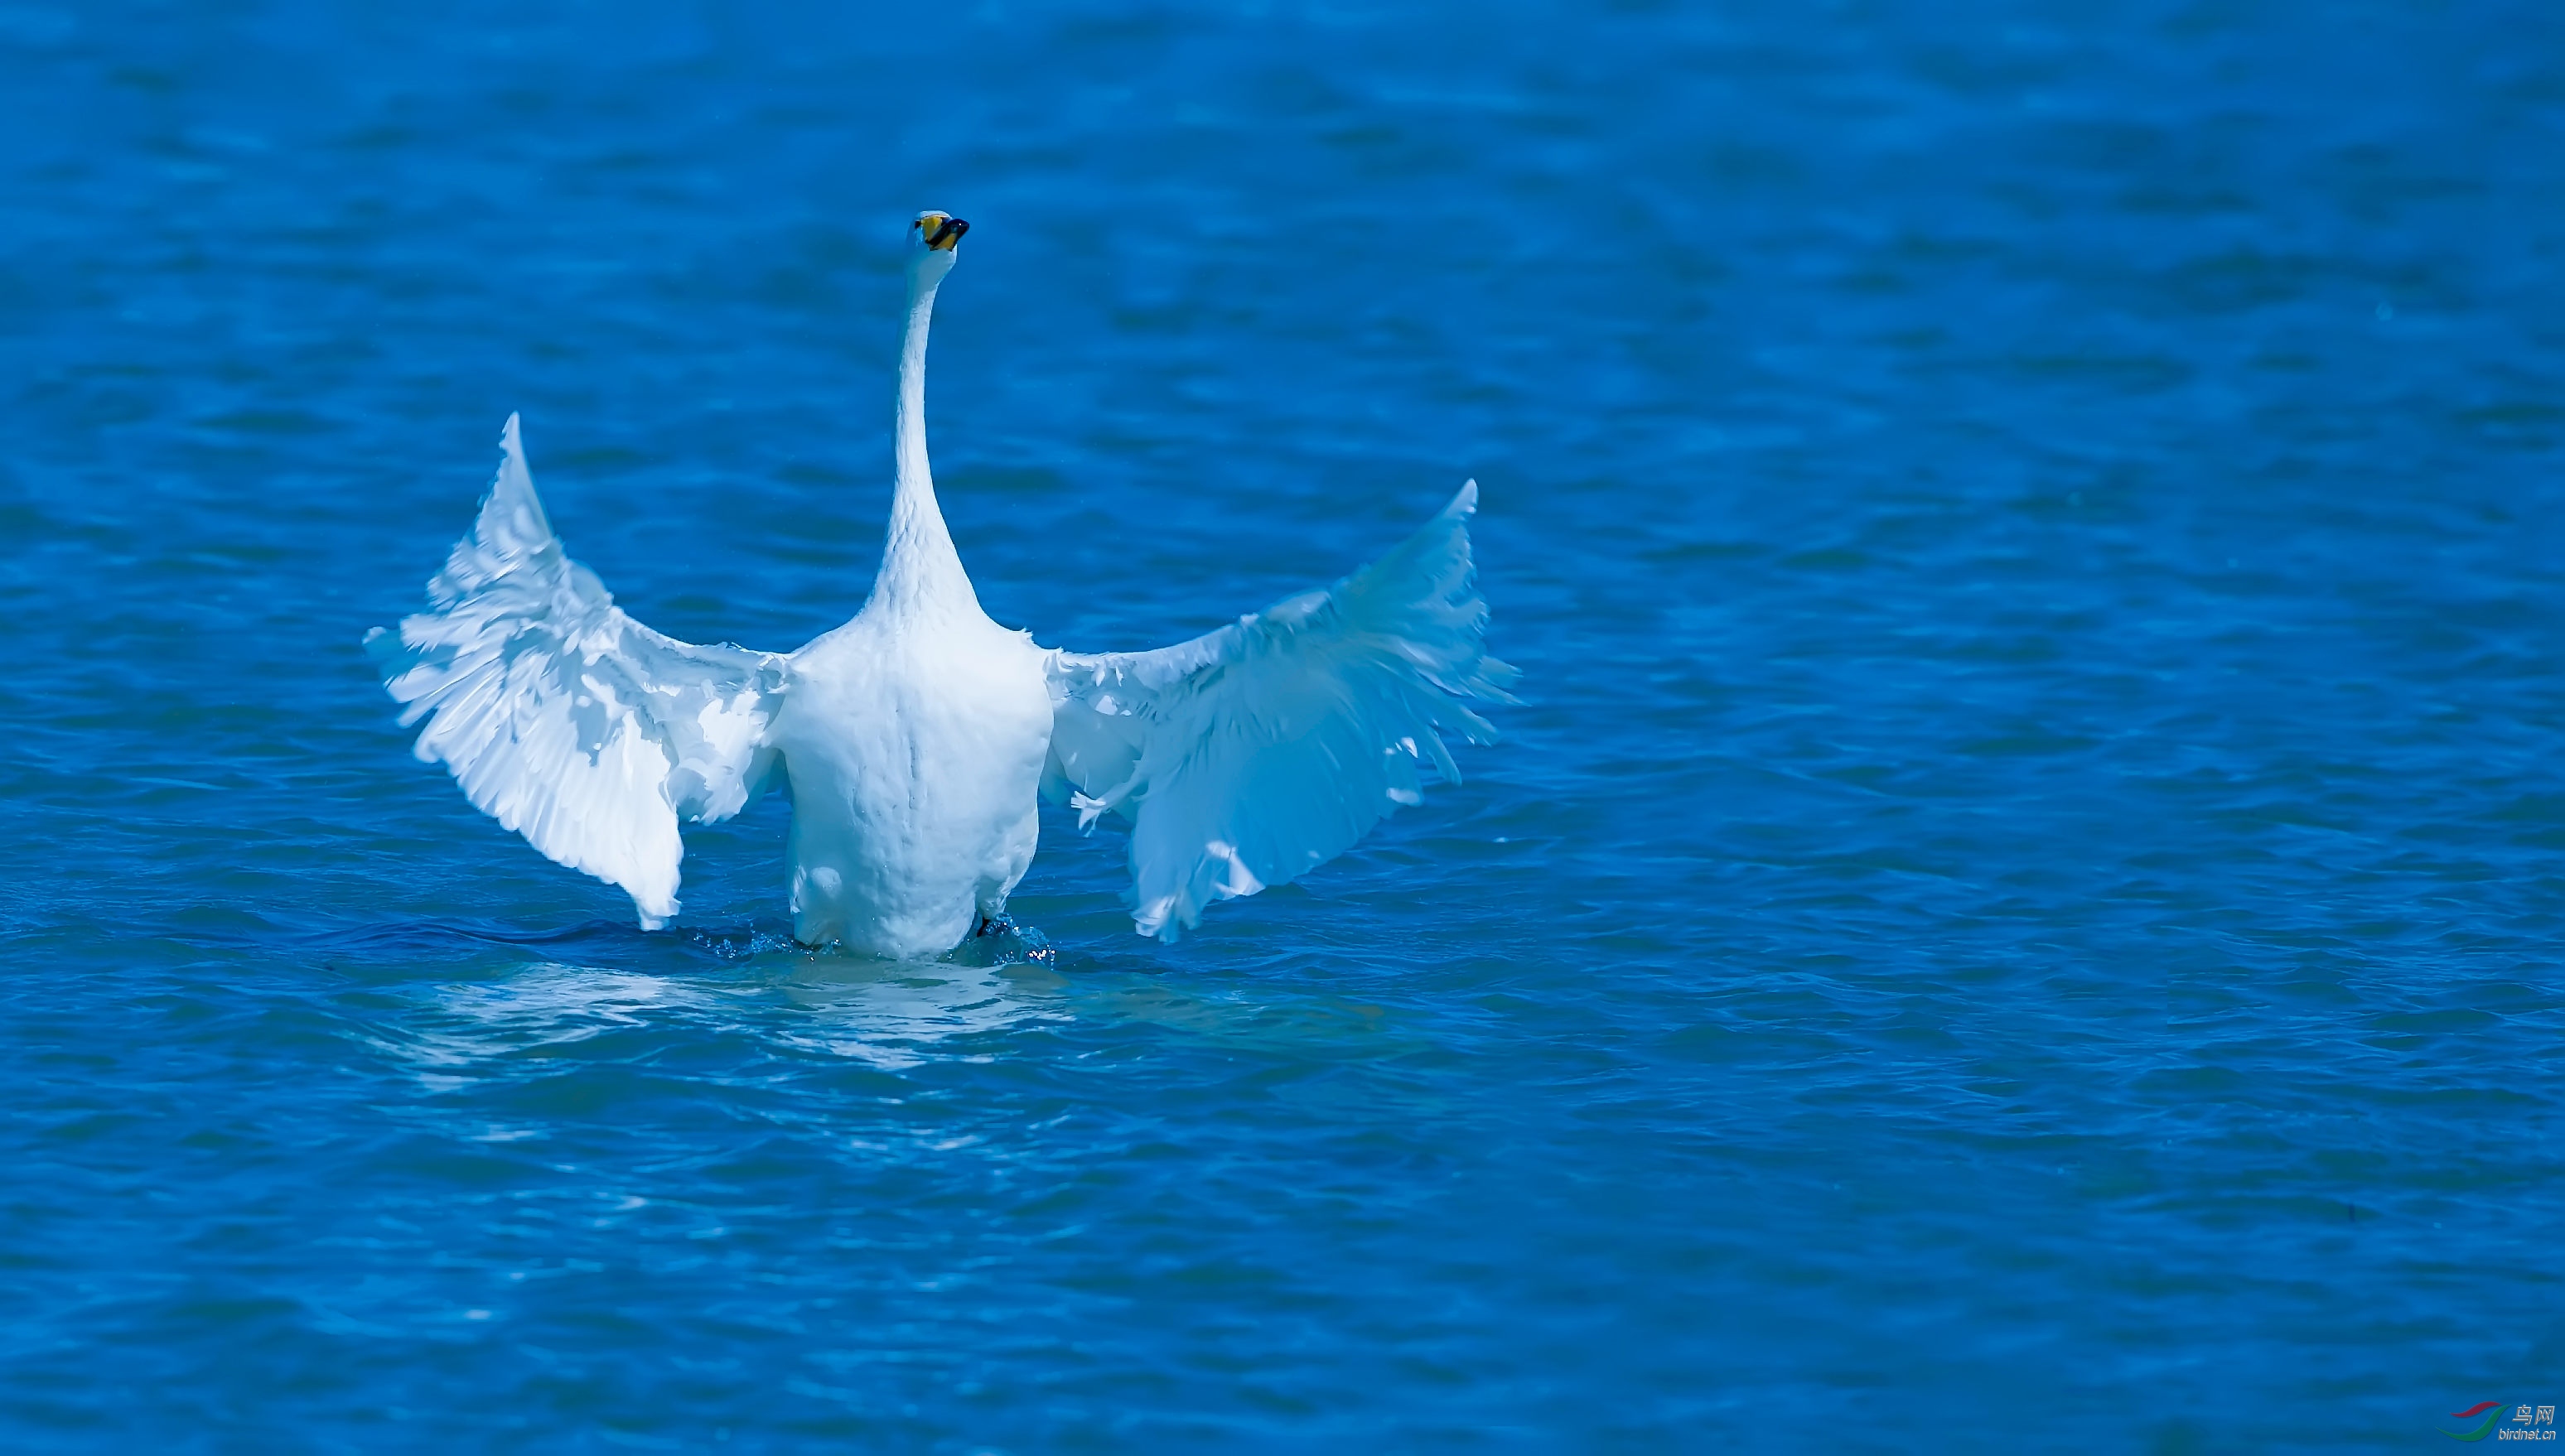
[776,598,1051,952]
[370,213,1514,957]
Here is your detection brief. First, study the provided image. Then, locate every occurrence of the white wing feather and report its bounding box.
[366,415,789,928]
[1044,482,1517,940]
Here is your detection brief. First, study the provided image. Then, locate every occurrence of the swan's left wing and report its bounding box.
[1044,482,1517,940]
[365,414,790,928]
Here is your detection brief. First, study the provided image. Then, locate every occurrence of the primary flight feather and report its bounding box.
[368,211,1515,957]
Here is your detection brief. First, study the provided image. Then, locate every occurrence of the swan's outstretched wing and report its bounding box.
[365,415,789,928]
[1044,482,1517,940]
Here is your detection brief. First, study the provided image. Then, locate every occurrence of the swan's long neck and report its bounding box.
[871,262,978,615]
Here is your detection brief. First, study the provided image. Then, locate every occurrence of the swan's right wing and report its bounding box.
[1045,482,1517,940]
[365,415,790,928]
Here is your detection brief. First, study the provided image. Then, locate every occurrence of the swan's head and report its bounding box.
[907,210,969,286]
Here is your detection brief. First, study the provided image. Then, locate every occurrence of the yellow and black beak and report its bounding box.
[914,212,969,251]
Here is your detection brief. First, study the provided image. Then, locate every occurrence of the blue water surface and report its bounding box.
[4,1,2563,1449]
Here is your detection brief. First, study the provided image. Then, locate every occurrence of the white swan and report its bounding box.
[369,211,1515,957]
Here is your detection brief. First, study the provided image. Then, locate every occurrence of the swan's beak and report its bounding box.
[915,213,969,251]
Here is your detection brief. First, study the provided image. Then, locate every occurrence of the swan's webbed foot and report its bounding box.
[949,910,1055,970]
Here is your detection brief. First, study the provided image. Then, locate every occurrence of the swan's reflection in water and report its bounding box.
[394,926,1413,1087]
[386,964,725,1087]
[763,955,1071,1069]
[388,948,1070,1081]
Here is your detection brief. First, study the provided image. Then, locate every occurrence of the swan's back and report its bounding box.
[774,606,1051,956]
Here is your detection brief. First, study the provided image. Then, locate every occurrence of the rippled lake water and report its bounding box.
[4,1,2562,1449]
